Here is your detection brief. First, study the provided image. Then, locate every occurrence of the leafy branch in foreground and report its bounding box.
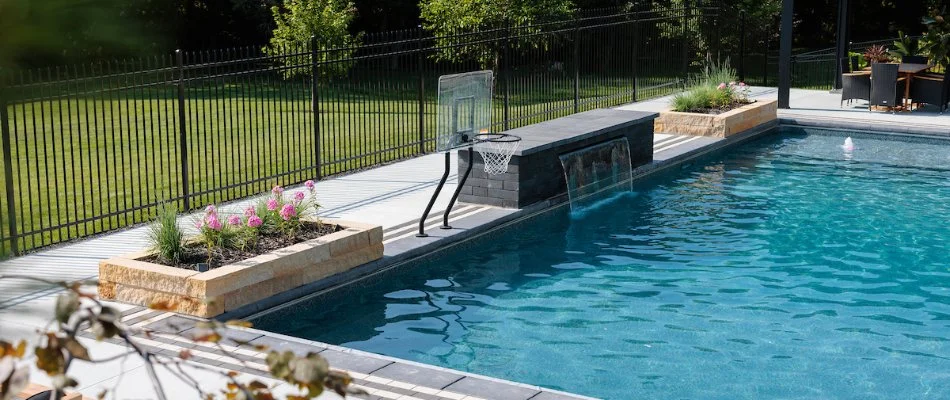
[0,274,363,400]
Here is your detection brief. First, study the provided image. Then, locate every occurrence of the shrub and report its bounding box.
[264,0,362,80]
[671,59,751,113]
[922,6,950,70]
[147,203,184,265]
[890,31,921,59]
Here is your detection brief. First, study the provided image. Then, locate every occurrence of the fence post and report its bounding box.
[681,0,691,80]
[502,18,511,131]
[417,27,425,154]
[0,76,19,255]
[175,50,191,211]
[631,12,639,103]
[310,36,322,180]
[739,10,746,82]
[764,25,771,86]
[573,18,580,113]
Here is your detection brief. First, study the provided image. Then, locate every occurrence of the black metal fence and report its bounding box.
[0,5,720,254]
[785,37,911,90]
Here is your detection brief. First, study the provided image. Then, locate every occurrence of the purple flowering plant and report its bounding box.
[151,180,321,268]
[254,180,320,238]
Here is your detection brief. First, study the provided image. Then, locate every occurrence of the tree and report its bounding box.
[921,6,950,69]
[263,0,362,79]
[419,0,575,69]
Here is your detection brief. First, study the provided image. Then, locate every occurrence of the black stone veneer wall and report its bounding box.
[458,108,658,209]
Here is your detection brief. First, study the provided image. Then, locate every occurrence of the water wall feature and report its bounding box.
[458,109,657,209]
[559,138,633,211]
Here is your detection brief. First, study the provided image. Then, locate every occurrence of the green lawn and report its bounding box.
[1,74,681,252]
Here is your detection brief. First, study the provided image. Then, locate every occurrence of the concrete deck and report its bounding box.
[617,86,950,134]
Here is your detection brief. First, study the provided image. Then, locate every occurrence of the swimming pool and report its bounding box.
[255,128,950,399]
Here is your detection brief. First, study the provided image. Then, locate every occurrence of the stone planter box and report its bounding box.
[654,99,777,138]
[98,219,383,318]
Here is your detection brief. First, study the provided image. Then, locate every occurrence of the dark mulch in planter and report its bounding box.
[144,222,343,271]
[680,100,754,115]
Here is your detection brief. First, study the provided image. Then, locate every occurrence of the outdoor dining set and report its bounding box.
[841,56,950,113]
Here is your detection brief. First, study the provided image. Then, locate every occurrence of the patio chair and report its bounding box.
[910,72,950,113]
[902,55,929,65]
[870,63,906,111]
[841,71,870,108]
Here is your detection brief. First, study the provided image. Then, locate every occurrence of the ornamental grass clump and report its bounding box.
[671,58,752,113]
[147,203,184,265]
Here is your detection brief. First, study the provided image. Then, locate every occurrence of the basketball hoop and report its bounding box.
[474,133,521,175]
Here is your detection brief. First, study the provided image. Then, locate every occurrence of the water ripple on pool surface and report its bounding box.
[255,132,950,399]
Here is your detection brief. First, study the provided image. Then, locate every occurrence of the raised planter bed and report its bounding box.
[98,219,383,318]
[654,99,777,138]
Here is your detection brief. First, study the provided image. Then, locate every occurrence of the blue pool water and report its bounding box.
[256,129,950,399]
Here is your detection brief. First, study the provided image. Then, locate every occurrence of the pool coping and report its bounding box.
[779,115,950,138]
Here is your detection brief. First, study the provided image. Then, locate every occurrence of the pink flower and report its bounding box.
[227,215,242,226]
[206,214,222,231]
[244,206,256,217]
[205,205,217,215]
[267,198,279,211]
[279,203,296,221]
[739,82,747,87]
[195,219,204,229]
[717,83,727,90]
[271,185,284,196]
[305,180,315,191]
[247,215,263,228]
[294,191,306,203]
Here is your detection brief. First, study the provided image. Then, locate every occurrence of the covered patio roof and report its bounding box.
[778,0,850,108]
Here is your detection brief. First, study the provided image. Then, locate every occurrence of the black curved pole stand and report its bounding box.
[417,152,452,237]
[441,148,473,229]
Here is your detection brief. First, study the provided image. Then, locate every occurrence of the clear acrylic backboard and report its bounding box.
[436,71,493,152]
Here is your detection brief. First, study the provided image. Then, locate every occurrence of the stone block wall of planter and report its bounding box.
[98,219,383,318]
[655,99,778,138]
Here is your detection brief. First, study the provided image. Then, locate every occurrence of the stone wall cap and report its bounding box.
[502,109,658,156]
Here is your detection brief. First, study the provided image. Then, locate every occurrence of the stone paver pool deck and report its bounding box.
[4,88,949,399]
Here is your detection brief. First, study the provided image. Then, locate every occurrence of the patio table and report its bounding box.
[898,63,933,109]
